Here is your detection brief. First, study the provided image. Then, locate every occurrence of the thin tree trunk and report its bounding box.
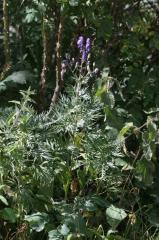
[1,0,11,79]
[51,13,64,104]
[39,12,53,110]
[39,17,49,108]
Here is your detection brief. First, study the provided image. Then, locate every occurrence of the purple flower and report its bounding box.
[77,36,84,52]
[82,50,88,61]
[86,38,91,53]
[77,36,91,62]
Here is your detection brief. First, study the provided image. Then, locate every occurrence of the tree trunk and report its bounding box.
[39,17,51,109]
[1,0,11,79]
[51,13,64,104]
[39,1,55,111]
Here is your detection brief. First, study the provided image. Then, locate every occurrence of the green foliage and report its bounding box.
[1,0,159,239]
[0,83,158,239]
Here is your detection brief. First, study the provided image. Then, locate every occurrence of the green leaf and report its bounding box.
[24,8,38,23]
[102,68,110,79]
[0,71,35,95]
[96,85,107,98]
[0,195,8,206]
[0,83,7,93]
[142,131,154,161]
[0,208,17,223]
[48,230,63,240]
[118,122,134,139]
[0,185,6,191]
[84,200,97,212]
[24,212,48,232]
[144,108,159,114]
[90,196,109,208]
[69,0,79,6]
[114,158,128,167]
[57,0,69,3]
[148,208,159,227]
[144,145,153,161]
[135,159,155,186]
[59,224,70,236]
[64,214,86,234]
[105,92,115,109]
[147,121,157,141]
[106,205,127,229]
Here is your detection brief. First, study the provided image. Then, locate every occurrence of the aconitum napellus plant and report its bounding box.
[77,36,84,53]
[77,36,91,61]
[60,36,99,82]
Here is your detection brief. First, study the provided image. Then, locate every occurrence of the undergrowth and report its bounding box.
[0,79,159,240]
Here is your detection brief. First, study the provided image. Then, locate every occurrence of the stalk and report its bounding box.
[1,0,11,79]
[39,4,53,110]
[39,17,50,108]
[51,11,64,104]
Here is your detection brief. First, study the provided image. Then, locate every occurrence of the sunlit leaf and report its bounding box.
[24,212,48,232]
[0,195,8,206]
[106,205,127,229]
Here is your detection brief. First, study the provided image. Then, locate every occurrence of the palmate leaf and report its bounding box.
[84,127,122,182]
[45,93,102,135]
[24,8,38,23]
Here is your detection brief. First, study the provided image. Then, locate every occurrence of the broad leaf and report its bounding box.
[48,230,63,240]
[106,205,127,229]
[0,208,17,223]
[24,212,48,232]
[59,224,70,236]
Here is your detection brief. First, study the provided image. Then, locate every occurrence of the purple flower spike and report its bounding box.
[86,38,91,53]
[77,36,84,52]
[82,50,88,61]
[77,36,91,61]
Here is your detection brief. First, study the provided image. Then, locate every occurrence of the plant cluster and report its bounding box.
[0,0,159,239]
[0,73,159,239]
